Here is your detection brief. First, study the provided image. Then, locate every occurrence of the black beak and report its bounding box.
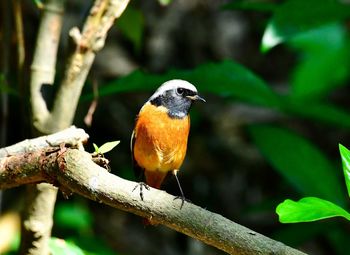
[186,94,206,102]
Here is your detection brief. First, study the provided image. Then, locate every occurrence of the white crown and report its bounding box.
[149,79,197,101]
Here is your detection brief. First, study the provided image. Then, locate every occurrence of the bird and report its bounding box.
[131,79,205,209]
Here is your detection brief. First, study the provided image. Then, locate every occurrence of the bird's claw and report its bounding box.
[173,196,191,209]
[133,182,150,201]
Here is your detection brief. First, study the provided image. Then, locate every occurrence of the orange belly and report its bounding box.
[133,103,190,188]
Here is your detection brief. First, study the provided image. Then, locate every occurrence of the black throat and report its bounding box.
[150,90,193,119]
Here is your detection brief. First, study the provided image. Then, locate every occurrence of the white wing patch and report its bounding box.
[130,130,136,154]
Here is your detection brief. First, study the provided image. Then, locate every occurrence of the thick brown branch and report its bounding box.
[0,150,45,188]
[0,147,307,255]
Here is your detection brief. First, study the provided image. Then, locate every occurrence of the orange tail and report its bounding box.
[144,171,167,189]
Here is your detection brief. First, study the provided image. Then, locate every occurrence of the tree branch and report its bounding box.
[26,0,130,253]
[19,183,58,255]
[39,0,130,133]
[0,137,307,255]
[26,0,69,253]
[30,0,65,132]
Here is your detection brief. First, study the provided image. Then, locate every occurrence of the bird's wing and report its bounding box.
[130,129,135,154]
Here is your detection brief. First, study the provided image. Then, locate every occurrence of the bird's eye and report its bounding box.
[176,88,184,95]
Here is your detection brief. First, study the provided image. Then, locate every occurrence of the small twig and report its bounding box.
[84,78,99,127]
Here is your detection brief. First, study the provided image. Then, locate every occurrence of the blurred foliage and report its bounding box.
[32,0,44,9]
[55,202,93,231]
[158,0,173,6]
[117,6,144,52]
[261,0,350,51]
[49,238,86,255]
[0,74,17,95]
[223,1,277,12]
[94,61,280,107]
[52,202,116,255]
[289,23,350,100]
[49,236,117,255]
[249,125,345,205]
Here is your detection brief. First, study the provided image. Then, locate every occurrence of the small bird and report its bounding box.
[131,79,205,208]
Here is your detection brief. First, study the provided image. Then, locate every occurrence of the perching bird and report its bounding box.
[131,79,205,208]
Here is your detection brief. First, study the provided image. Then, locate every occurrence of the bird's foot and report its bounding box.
[132,182,150,201]
[173,195,191,209]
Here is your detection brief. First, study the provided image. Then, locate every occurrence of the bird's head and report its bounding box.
[148,79,205,118]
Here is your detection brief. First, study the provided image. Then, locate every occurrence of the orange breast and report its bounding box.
[133,103,190,175]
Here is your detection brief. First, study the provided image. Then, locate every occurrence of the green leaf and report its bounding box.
[289,24,350,100]
[98,141,120,154]
[93,143,99,153]
[339,144,350,198]
[261,0,350,51]
[55,203,93,231]
[222,1,277,12]
[95,60,280,108]
[276,197,350,223]
[117,7,144,51]
[249,125,345,205]
[49,237,85,255]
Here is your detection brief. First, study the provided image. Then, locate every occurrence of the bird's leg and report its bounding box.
[132,171,150,201]
[132,182,150,201]
[172,169,189,209]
